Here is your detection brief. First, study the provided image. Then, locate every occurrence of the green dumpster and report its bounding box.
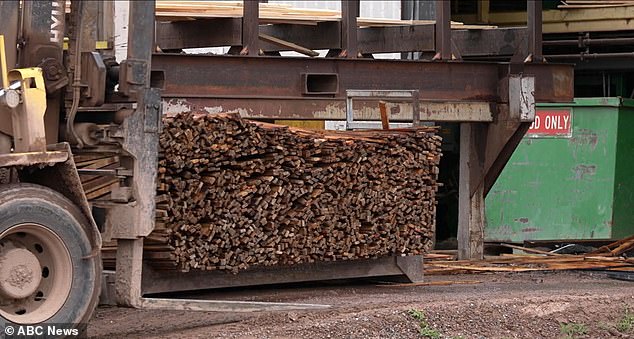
[485,97,634,242]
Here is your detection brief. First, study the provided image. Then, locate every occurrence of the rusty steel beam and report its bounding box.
[527,0,543,62]
[153,54,572,121]
[434,0,451,60]
[341,0,359,58]
[453,28,527,57]
[242,0,259,55]
[156,19,438,54]
[155,19,527,57]
[156,18,243,50]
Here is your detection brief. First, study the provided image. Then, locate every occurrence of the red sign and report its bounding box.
[527,109,572,137]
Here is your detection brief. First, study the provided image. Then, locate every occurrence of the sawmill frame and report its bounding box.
[100,0,573,311]
[0,0,572,308]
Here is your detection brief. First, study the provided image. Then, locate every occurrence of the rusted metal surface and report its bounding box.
[155,19,533,57]
[242,0,259,56]
[345,90,421,128]
[527,0,543,62]
[434,0,451,60]
[154,54,572,121]
[142,255,423,294]
[154,54,572,102]
[162,97,494,122]
[341,0,358,58]
[0,150,67,167]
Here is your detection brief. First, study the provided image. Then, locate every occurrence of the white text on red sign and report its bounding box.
[527,110,572,137]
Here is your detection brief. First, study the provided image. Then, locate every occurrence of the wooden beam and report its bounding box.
[458,123,486,260]
[258,33,318,57]
[379,101,389,130]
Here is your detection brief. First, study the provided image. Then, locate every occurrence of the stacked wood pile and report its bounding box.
[74,153,121,200]
[143,112,441,273]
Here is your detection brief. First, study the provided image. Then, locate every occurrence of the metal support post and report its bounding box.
[242,0,259,56]
[341,0,359,58]
[114,0,160,307]
[434,0,451,60]
[527,0,543,62]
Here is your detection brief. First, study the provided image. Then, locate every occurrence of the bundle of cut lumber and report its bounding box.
[154,0,497,29]
[147,112,441,273]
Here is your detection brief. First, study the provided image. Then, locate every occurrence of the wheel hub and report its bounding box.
[0,248,42,299]
[0,223,73,323]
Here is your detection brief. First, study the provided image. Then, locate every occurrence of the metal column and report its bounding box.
[242,0,259,56]
[434,0,451,60]
[527,0,543,62]
[115,0,160,307]
[341,0,358,58]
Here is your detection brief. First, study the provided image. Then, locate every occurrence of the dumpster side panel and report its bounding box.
[612,103,634,238]
[486,103,618,242]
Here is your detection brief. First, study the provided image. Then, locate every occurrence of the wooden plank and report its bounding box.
[379,101,389,130]
[140,297,330,312]
[500,243,562,256]
[457,123,485,260]
[258,33,318,57]
[377,280,481,287]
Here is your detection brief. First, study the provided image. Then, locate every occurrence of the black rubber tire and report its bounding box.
[0,183,101,335]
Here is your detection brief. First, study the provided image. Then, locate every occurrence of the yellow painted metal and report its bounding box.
[455,6,634,33]
[476,0,490,24]
[0,35,8,89]
[275,120,325,130]
[8,68,47,152]
[62,39,110,50]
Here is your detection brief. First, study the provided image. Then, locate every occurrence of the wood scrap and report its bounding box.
[425,252,634,275]
[258,33,318,57]
[589,235,634,256]
[377,280,482,287]
[500,243,562,256]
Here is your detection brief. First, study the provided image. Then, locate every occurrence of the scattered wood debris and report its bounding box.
[425,237,634,275]
[377,280,482,287]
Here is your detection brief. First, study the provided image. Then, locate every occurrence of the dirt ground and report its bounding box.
[90,271,634,339]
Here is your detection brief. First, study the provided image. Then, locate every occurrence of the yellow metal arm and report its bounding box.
[0,35,9,89]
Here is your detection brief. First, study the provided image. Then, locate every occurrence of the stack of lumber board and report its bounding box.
[154,0,497,29]
[74,153,121,200]
[144,112,441,273]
